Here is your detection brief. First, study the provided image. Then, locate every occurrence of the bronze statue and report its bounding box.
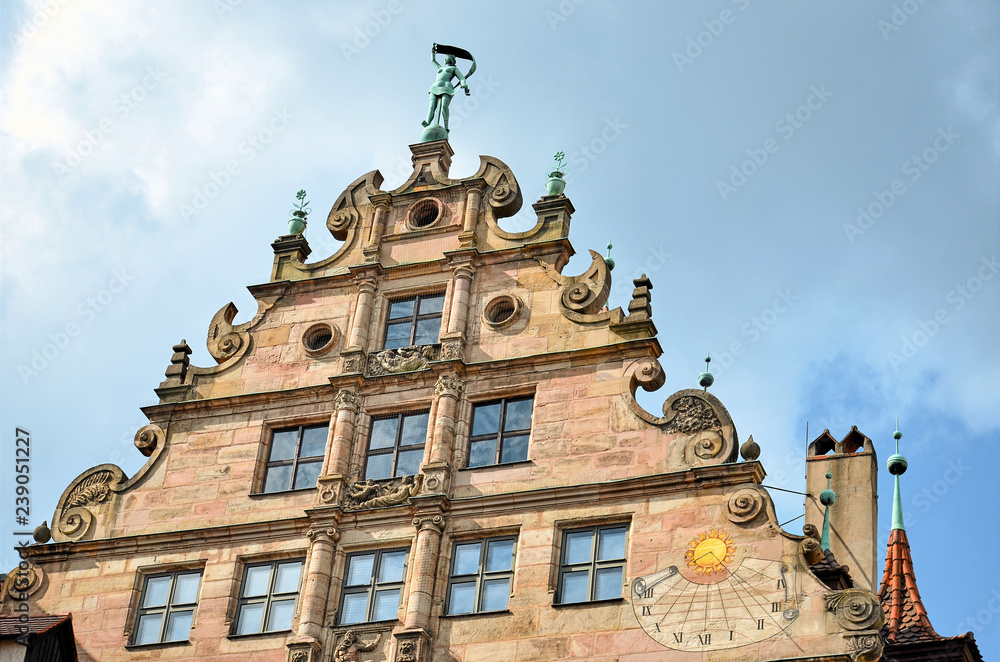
[422,43,476,134]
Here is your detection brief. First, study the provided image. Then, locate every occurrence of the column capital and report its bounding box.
[434,374,464,399]
[452,263,475,281]
[411,514,446,533]
[334,389,362,412]
[306,527,340,544]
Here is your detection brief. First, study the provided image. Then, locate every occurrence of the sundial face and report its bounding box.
[631,529,800,651]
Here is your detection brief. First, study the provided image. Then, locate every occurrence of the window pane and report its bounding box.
[293,460,322,490]
[418,294,444,314]
[389,299,415,320]
[453,543,481,576]
[235,602,264,635]
[597,527,627,561]
[269,430,299,461]
[135,613,163,645]
[300,426,327,457]
[413,317,440,345]
[500,435,529,464]
[504,398,533,431]
[369,418,399,449]
[400,413,429,446]
[364,454,392,481]
[485,539,515,572]
[263,464,292,493]
[559,570,590,604]
[340,592,368,625]
[468,440,495,468]
[266,599,296,632]
[448,582,476,615]
[481,578,510,612]
[377,551,407,583]
[595,566,623,601]
[243,565,272,597]
[142,576,171,608]
[346,554,375,586]
[385,322,412,349]
[564,531,594,565]
[172,573,201,605]
[372,589,401,621]
[396,449,423,477]
[472,403,501,436]
[273,561,302,594]
[164,609,193,642]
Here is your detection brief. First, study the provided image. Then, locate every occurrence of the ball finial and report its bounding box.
[888,419,907,475]
[698,352,714,389]
[820,471,837,506]
[604,239,615,271]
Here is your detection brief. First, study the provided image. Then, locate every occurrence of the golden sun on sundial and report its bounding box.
[684,529,736,575]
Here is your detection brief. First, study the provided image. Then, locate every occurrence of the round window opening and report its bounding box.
[303,324,335,354]
[408,198,441,229]
[484,295,521,328]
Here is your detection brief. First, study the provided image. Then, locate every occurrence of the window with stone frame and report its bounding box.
[363,412,428,480]
[233,559,304,635]
[261,424,327,493]
[383,293,445,349]
[445,537,517,615]
[467,396,533,468]
[555,525,628,604]
[338,548,409,625]
[132,569,203,645]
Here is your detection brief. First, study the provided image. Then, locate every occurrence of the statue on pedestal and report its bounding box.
[420,43,476,142]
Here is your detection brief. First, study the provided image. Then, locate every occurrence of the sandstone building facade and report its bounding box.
[1,137,979,662]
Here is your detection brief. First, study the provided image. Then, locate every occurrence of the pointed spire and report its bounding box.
[878,422,941,645]
[819,471,836,551]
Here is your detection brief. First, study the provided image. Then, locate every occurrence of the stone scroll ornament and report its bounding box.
[51,424,166,542]
[726,487,766,524]
[538,250,614,324]
[826,588,887,662]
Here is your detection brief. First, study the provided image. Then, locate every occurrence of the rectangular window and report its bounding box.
[446,537,516,615]
[233,560,303,635]
[132,570,203,645]
[384,293,445,349]
[556,525,628,604]
[364,412,428,480]
[262,424,327,493]
[339,549,408,625]
[467,397,533,468]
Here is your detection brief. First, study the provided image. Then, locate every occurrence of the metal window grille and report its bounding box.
[262,424,327,493]
[383,293,445,349]
[467,397,534,468]
[364,412,428,480]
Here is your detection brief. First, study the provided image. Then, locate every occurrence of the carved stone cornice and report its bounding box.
[434,374,464,399]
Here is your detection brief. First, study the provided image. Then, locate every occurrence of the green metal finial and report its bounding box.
[420,43,476,142]
[820,471,837,551]
[698,352,715,390]
[546,151,568,196]
[604,238,615,271]
[888,421,908,531]
[288,190,311,235]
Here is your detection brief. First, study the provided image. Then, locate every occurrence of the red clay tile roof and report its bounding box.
[878,528,939,644]
[0,614,71,637]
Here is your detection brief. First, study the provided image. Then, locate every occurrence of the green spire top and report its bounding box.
[604,239,615,271]
[698,352,714,390]
[287,189,310,235]
[819,471,837,551]
[887,420,908,531]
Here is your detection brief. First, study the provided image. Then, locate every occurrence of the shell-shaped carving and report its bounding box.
[134,424,163,457]
[726,487,766,523]
[825,589,886,632]
[64,470,116,508]
[52,464,128,542]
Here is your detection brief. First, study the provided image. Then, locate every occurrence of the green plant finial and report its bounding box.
[546,151,568,195]
[287,189,311,235]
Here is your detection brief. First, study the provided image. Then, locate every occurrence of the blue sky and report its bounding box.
[1,1,997,655]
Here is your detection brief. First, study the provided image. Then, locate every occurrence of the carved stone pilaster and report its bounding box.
[434,375,464,399]
[287,641,319,662]
[437,337,463,361]
[341,349,366,374]
[419,462,450,496]
[393,629,430,662]
[316,475,346,506]
[334,389,362,412]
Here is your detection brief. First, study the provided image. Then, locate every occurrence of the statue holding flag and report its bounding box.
[420,43,477,142]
